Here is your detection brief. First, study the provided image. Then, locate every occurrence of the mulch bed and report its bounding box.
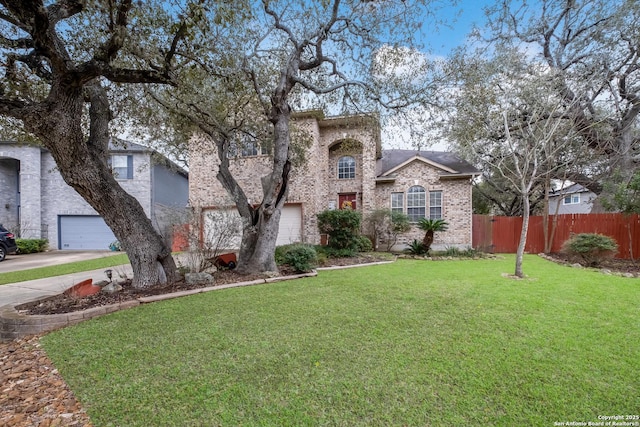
[544,252,640,276]
[17,254,391,316]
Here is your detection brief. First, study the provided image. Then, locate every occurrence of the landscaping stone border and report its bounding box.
[0,271,318,342]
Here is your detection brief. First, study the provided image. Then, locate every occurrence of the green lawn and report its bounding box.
[41,255,640,426]
[0,254,129,285]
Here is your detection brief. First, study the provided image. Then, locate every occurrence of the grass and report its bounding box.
[41,255,640,426]
[0,254,129,285]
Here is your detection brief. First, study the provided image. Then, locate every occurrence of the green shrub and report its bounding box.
[317,209,362,251]
[561,233,618,267]
[276,244,317,273]
[275,244,292,265]
[16,238,48,254]
[364,209,411,251]
[319,246,357,258]
[356,235,373,252]
[404,239,427,256]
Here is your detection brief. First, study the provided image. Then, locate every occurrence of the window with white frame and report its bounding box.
[391,192,404,214]
[407,185,426,222]
[563,194,580,205]
[430,190,443,219]
[227,135,269,158]
[110,155,133,179]
[338,156,356,179]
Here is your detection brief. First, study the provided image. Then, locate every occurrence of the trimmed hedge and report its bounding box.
[16,239,49,254]
[275,243,318,273]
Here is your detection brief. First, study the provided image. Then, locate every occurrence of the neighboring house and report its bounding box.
[0,140,188,250]
[188,111,479,251]
[548,183,596,214]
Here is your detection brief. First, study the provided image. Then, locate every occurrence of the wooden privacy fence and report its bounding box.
[473,213,640,259]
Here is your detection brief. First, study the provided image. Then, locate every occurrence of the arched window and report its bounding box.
[338,156,356,179]
[407,185,426,222]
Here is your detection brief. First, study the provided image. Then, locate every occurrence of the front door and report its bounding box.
[338,193,357,210]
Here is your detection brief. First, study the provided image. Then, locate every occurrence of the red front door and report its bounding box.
[339,193,357,210]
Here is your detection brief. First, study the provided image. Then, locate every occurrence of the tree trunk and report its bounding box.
[24,84,177,289]
[515,195,530,278]
[422,230,435,252]
[236,207,282,274]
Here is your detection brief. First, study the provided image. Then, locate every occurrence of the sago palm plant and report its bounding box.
[417,218,448,253]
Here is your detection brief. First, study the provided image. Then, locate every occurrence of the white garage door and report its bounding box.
[278,205,302,246]
[59,215,116,250]
[203,205,302,250]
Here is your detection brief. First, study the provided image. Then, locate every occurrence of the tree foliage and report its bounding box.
[601,170,640,215]
[480,0,640,190]
[0,0,192,288]
[448,46,595,277]
[144,0,448,273]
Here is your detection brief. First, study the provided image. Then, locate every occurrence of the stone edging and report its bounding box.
[0,271,318,342]
[537,253,639,278]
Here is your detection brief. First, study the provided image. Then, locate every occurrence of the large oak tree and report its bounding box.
[149,0,449,274]
[0,0,191,288]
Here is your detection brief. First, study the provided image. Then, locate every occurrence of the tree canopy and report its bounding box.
[0,0,194,288]
[141,0,450,273]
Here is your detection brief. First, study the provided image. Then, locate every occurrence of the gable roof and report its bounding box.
[548,183,592,197]
[377,149,479,179]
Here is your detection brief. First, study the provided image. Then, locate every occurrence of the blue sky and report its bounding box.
[426,0,494,56]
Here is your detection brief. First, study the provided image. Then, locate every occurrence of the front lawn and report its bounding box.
[41,255,640,426]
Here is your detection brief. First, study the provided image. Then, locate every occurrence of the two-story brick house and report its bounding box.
[189,112,479,250]
[0,140,188,250]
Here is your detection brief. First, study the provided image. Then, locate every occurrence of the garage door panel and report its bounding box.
[203,205,302,250]
[59,216,116,250]
[277,205,302,246]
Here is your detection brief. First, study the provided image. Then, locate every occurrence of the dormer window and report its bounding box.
[338,156,356,179]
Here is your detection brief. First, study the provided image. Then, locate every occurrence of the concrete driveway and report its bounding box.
[0,250,122,273]
[0,251,130,306]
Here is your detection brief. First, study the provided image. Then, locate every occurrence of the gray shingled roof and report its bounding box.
[548,183,591,196]
[377,149,479,177]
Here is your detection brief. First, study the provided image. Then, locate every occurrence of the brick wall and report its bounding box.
[373,161,473,249]
[188,114,473,249]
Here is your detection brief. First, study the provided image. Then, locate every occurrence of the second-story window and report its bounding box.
[110,155,133,179]
[338,156,356,179]
[227,134,269,158]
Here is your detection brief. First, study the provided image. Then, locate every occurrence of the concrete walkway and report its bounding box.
[0,251,132,306]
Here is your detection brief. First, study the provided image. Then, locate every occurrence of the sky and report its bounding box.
[379,0,497,151]
[426,0,494,56]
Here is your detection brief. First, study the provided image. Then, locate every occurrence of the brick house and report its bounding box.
[189,112,479,250]
[0,140,188,250]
